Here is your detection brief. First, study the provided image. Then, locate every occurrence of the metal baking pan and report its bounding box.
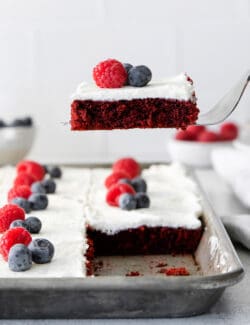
[0,167,244,319]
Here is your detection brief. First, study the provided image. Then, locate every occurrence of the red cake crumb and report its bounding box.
[165,267,190,276]
[126,271,141,276]
[71,98,199,131]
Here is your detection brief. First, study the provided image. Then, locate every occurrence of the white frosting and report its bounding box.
[0,167,90,278]
[71,73,196,102]
[85,164,202,235]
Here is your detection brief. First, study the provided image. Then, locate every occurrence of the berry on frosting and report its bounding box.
[11,197,32,214]
[93,59,127,88]
[0,227,32,261]
[219,122,238,141]
[28,193,48,210]
[8,244,32,272]
[128,65,152,87]
[105,171,130,189]
[135,193,150,209]
[106,183,136,207]
[118,193,137,211]
[29,238,54,264]
[14,172,36,187]
[10,219,27,230]
[123,63,133,85]
[47,166,62,178]
[25,216,42,234]
[8,185,32,202]
[0,204,25,233]
[17,160,45,181]
[31,181,46,194]
[41,179,56,194]
[131,177,147,193]
[113,157,140,179]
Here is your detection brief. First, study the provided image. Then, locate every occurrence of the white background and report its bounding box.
[0,0,250,163]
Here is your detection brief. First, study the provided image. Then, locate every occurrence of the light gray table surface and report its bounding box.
[1,169,250,325]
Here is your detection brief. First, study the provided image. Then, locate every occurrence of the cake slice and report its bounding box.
[85,164,203,272]
[71,73,199,130]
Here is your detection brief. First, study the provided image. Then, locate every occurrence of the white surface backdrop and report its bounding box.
[0,0,250,163]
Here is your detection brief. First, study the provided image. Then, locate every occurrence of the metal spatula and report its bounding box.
[196,71,250,125]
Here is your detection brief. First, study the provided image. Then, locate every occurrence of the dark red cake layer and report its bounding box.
[87,225,203,256]
[71,98,199,130]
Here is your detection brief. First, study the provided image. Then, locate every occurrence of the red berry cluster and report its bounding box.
[175,122,238,142]
[105,158,140,207]
[92,59,152,89]
[0,160,58,265]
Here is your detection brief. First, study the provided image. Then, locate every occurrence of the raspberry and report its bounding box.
[219,122,238,141]
[8,185,32,203]
[175,130,196,141]
[104,171,130,189]
[0,227,32,261]
[112,157,140,179]
[93,59,127,88]
[14,172,36,187]
[106,183,136,207]
[197,131,219,142]
[16,160,45,181]
[0,204,25,233]
[186,125,206,139]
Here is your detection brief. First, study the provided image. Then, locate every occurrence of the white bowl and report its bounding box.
[167,138,233,168]
[0,127,35,165]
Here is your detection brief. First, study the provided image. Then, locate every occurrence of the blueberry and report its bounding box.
[41,179,56,194]
[10,219,27,230]
[43,165,49,173]
[10,119,25,127]
[22,117,33,127]
[131,177,147,193]
[48,166,62,178]
[128,65,152,87]
[25,216,42,234]
[29,238,54,264]
[118,193,137,211]
[0,120,6,128]
[123,63,133,74]
[118,178,132,186]
[8,244,32,272]
[135,193,150,209]
[123,63,133,85]
[31,181,46,194]
[10,117,33,127]
[28,193,48,210]
[11,197,32,213]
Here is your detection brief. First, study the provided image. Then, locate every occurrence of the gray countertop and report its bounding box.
[1,169,250,325]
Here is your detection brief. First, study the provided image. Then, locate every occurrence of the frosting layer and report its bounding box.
[71,74,196,102]
[0,167,90,278]
[85,164,202,235]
